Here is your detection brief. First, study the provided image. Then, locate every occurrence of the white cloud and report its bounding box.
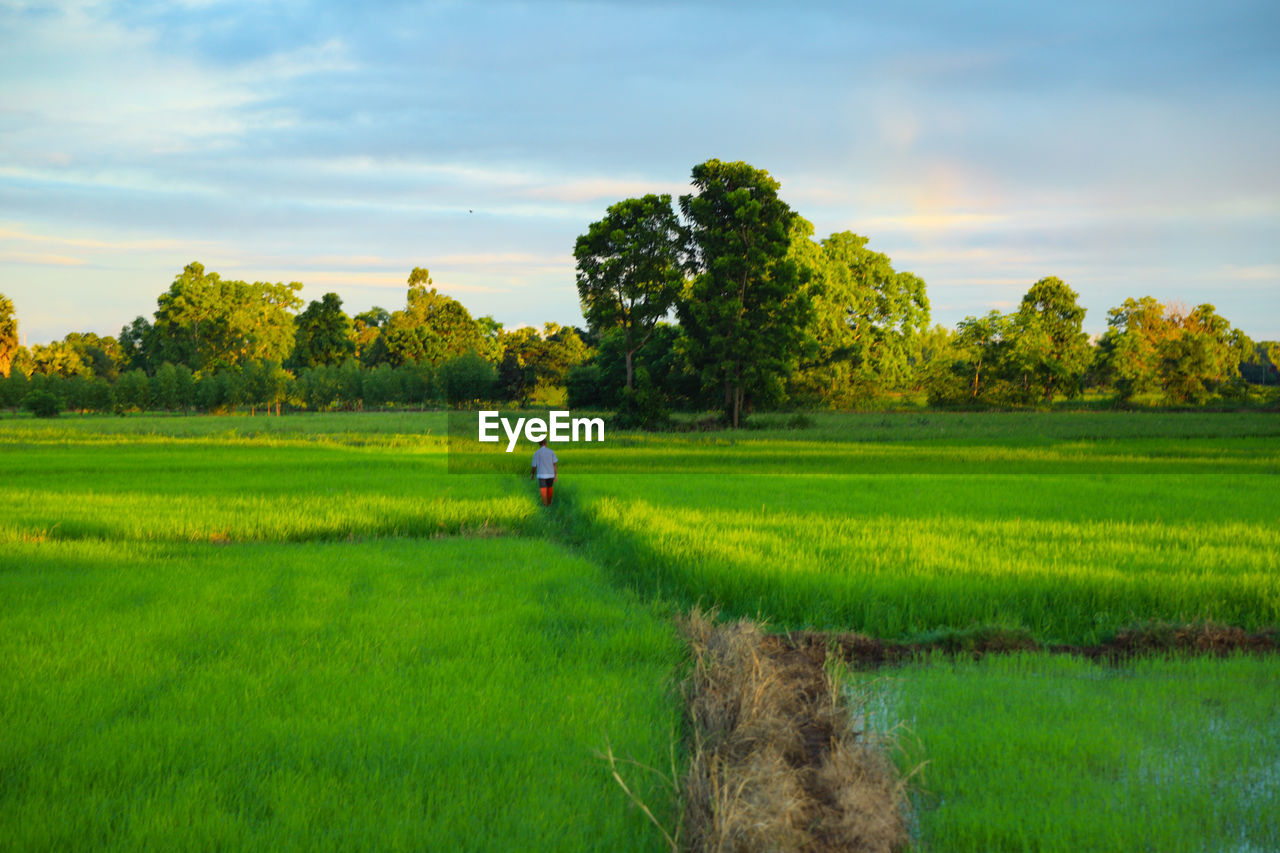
[1220,264,1280,282]
[0,6,354,160]
[0,223,199,252]
[0,250,86,267]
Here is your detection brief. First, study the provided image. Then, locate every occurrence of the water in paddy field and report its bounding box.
[844,658,1280,852]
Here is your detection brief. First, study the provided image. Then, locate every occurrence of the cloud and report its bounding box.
[1,1,1277,341]
[297,156,687,208]
[0,4,355,161]
[519,177,690,204]
[0,250,85,267]
[0,223,199,252]
[274,271,509,294]
[1220,264,1280,282]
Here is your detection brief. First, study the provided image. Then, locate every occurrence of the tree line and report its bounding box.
[569,159,1275,422]
[1,159,1277,421]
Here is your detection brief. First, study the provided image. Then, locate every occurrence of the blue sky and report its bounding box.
[2,0,1277,344]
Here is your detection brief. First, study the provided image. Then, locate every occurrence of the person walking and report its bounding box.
[531,438,558,506]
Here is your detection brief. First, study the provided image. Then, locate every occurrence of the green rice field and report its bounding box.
[853,654,1280,851]
[2,410,1278,850]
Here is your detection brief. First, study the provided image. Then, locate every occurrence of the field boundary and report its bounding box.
[784,622,1280,668]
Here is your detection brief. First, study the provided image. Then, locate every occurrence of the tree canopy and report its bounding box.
[1101,298,1253,403]
[678,159,811,427]
[0,293,17,378]
[1012,276,1092,401]
[929,278,1090,405]
[365,268,489,367]
[792,224,930,406]
[574,193,687,392]
[4,163,1274,419]
[292,292,355,369]
[139,262,303,372]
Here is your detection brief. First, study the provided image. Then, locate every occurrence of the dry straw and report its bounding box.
[677,609,910,853]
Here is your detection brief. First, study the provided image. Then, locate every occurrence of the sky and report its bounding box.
[1,0,1278,345]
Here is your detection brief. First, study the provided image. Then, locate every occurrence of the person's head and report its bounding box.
[539,438,547,447]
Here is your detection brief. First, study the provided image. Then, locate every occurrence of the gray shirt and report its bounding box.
[531,446,558,479]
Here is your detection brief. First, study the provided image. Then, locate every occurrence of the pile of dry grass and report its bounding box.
[679,610,909,853]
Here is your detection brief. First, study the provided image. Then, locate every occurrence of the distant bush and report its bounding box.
[612,368,669,430]
[115,369,152,412]
[440,352,496,406]
[22,389,63,418]
[0,372,31,409]
[566,364,606,409]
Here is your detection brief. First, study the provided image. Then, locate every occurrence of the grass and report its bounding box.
[0,438,534,544]
[0,415,684,850]
[3,410,1278,850]
[568,475,1280,642]
[0,410,453,439]
[553,415,1280,644]
[1,536,682,851]
[851,653,1280,852]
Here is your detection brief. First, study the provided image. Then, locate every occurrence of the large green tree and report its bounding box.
[1101,298,1252,403]
[59,332,121,380]
[27,340,90,378]
[118,316,156,374]
[1011,276,1091,401]
[574,193,687,392]
[1159,304,1252,404]
[793,225,930,406]
[1098,296,1165,398]
[149,262,302,371]
[927,278,1092,406]
[352,307,389,361]
[678,159,811,427]
[291,292,355,368]
[366,268,488,367]
[953,310,1013,401]
[23,333,121,380]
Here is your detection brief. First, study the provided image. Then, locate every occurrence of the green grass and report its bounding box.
[851,653,1280,852]
[0,410,452,439]
[0,415,683,850]
[3,410,1278,850]
[0,437,534,544]
[567,472,1279,642]
[1,536,681,851]
[555,415,1280,643]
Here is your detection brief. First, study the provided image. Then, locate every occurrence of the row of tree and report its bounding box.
[0,354,511,416]
[572,161,934,425]
[571,160,1274,420]
[2,159,1277,421]
[0,265,593,415]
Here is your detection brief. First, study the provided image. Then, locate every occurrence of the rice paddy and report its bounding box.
[2,410,1277,850]
[852,653,1280,851]
[563,416,1280,644]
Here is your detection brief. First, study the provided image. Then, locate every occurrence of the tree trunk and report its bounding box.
[625,350,634,391]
